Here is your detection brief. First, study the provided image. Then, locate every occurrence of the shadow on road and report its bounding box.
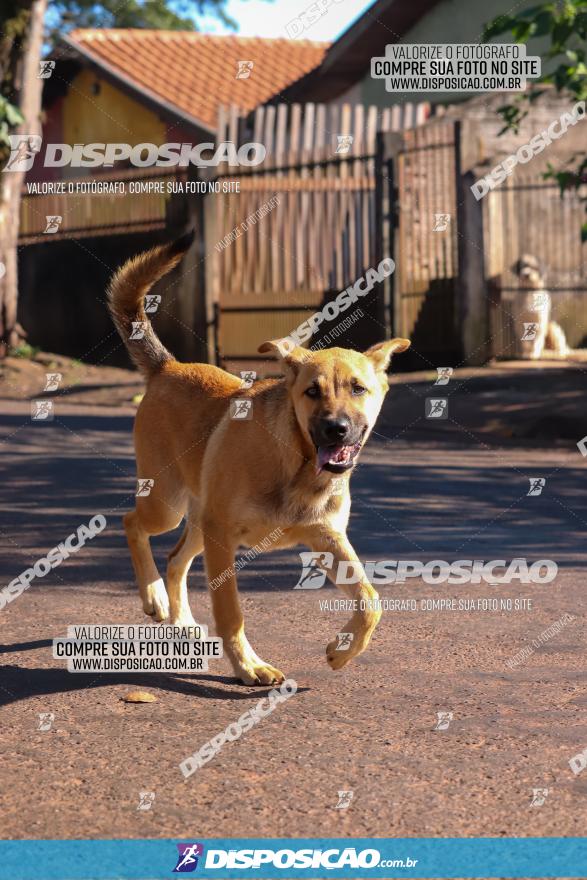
[0,650,305,707]
[1,364,586,594]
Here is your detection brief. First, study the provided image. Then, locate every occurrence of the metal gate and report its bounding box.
[204,101,430,373]
[482,170,587,356]
[379,119,463,366]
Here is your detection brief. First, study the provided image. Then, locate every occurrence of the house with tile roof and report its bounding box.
[18,31,328,366]
[19,8,584,370]
[273,0,541,107]
[31,30,327,183]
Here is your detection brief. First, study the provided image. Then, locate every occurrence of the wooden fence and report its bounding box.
[483,171,587,355]
[390,119,461,362]
[206,101,430,370]
[19,167,186,243]
[22,97,583,369]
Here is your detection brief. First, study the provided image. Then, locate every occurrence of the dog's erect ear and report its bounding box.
[258,338,309,374]
[364,338,411,372]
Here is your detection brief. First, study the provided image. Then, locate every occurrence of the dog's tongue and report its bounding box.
[316,445,349,474]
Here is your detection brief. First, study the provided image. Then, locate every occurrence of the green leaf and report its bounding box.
[0,96,24,129]
[512,20,534,41]
[532,10,555,34]
[481,14,517,41]
[483,0,587,240]
[552,20,575,48]
[5,103,24,126]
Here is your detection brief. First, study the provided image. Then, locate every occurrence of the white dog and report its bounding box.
[512,255,569,359]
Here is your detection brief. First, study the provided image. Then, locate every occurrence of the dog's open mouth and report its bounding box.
[316,441,362,474]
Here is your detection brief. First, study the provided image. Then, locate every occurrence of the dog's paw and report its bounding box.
[235,660,286,687]
[325,625,375,670]
[143,579,169,621]
[326,604,382,670]
[326,638,354,670]
[169,612,198,628]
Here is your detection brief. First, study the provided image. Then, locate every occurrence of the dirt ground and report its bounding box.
[1,352,587,860]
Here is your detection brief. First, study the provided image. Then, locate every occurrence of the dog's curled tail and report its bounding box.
[107,230,194,378]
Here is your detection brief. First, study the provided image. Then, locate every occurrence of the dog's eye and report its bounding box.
[305,385,320,398]
[352,384,366,396]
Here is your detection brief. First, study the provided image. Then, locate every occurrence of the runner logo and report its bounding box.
[336,632,354,651]
[44,215,62,234]
[530,787,549,807]
[230,399,253,420]
[433,213,451,231]
[293,552,334,589]
[335,790,354,809]
[137,791,155,811]
[38,60,56,78]
[331,477,345,496]
[336,135,353,154]
[31,400,54,421]
[130,321,147,340]
[3,134,42,172]
[426,398,448,419]
[236,60,253,79]
[522,322,538,341]
[434,711,453,730]
[38,712,54,731]
[173,843,204,872]
[44,372,62,392]
[569,748,587,776]
[434,367,453,385]
[527,478,546,497]
[531,293,548,311]
[144,294,161,314]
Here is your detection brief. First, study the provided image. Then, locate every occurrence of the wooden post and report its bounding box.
[458,124,490,364]
[376,131,403,340]
[374,131,388,338]
[203,177,219,366]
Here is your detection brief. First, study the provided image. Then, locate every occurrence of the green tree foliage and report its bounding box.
[0,5,29,157]
[47,0,236,34]
[482,0,587,239]
[0,0,242,351]
[0,0,236,149]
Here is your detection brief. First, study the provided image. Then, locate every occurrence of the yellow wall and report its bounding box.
[62,68,166,148]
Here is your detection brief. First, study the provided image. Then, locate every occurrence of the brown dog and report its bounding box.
[108,233,410,685]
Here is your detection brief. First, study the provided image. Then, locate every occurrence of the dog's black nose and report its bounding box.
[322,417,351,443]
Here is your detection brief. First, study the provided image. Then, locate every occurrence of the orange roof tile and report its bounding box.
[64,30,328,131]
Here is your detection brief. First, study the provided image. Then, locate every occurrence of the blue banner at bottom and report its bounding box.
[0,838,585,879]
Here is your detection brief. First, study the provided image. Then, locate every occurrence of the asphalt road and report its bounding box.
[1,359,587,849]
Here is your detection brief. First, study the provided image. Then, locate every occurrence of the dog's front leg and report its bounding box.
[301,527,382,670]
[203,525,285,686]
